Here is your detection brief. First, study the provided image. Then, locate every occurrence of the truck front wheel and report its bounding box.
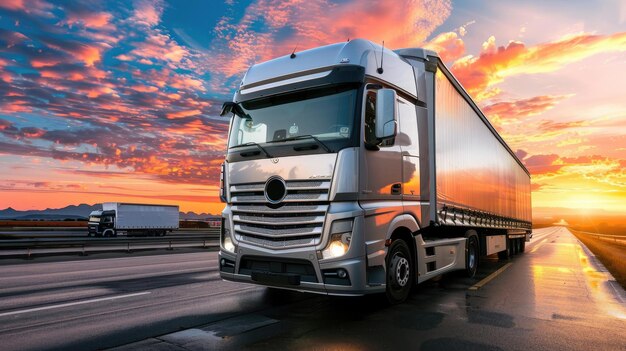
[466,235,479,278]
[385,239,413,304]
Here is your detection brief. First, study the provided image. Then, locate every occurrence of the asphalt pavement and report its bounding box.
[0,227,624,351]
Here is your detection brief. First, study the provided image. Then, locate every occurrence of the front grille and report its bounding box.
[230,179,330,249]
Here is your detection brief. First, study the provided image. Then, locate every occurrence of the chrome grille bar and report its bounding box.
[230,179,330,249]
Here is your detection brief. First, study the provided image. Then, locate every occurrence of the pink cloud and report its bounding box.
[132,0,163,27]
[130,84,159,93]
[65,12,113,28]
[166,109,202,119]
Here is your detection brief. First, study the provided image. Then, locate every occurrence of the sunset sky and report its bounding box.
[0,0,625,216]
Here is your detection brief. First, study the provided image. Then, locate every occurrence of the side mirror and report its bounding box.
[220,102,236,116]
[375,89,397,140]
[220,101,250,119]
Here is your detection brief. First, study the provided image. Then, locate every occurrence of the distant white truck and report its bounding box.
[88,202,179,237]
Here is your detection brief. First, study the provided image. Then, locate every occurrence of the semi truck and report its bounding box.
[88,202,179,237]
[218,39,531,303]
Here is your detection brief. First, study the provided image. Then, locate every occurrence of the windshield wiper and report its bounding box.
[268,135,332,153]
[230,142,273,158]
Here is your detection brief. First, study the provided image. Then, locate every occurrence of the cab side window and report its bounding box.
[364,90,377,145]
[364,88,395,147]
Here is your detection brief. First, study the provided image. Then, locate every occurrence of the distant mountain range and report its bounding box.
[0,204,217,220]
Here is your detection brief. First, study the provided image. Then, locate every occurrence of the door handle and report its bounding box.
[391,183,402,195]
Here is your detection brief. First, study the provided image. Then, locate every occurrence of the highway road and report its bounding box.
[0,228,219,238]
[0,227,624,351]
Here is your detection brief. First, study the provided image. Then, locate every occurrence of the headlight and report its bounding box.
[321,219,353,259]
[223,235,236,253]
[221,219,236,253]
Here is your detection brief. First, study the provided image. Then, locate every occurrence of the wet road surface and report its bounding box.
[0,227,624,351]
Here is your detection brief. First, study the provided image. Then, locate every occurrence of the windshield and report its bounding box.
[228,85,358,150]
[88,216,100,223]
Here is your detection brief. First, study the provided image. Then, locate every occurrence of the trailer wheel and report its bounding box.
[520,239,526,253]
[466,235,479,278]
[385,239,413,304]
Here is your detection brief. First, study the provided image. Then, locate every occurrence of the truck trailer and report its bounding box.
[218,39,531,303]
[88,202,179,237]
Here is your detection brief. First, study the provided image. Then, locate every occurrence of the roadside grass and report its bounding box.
[570,229,626,290]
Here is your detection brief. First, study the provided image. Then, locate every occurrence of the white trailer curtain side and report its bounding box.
[102,202,179,230]
[432,65,532,225]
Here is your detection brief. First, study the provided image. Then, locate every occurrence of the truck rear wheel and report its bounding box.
[512,239,519,255]
[466,235,479,278]
[385,239,413,304]
[520,239,526,253]
[498,242,510,260]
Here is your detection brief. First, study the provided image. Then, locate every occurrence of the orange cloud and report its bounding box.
[451,32,626,101]
[210,0,452,80]
[424,31,465,62]
[482,95,571,125]
[75,45,102,67]
[524,153,562,175]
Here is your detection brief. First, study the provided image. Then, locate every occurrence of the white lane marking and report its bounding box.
[0,291,151,317]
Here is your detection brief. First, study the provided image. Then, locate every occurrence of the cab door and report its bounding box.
[361,88,402,200]
[396,98,421,217]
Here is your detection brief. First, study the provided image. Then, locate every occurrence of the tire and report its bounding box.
[103,229,114,237]
[466,235,479,278]
[520,239,526,253]
[385,239,413,304]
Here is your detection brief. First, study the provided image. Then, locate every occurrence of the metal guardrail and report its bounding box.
[575,230,626,247]
[0,235,219,258]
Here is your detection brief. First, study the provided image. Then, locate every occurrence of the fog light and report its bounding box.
[223,236,235,253]
[220,258,226,266]
[338,269,348,279]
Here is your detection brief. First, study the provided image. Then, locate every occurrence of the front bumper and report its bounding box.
[219,248,383,296]
[219,209,385,296]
